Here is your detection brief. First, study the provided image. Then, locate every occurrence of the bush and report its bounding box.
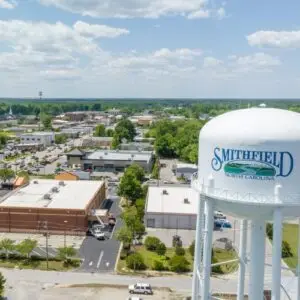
[126,253,146,270]
[156,243,167,256]
[211,255,223,274]
[120,249,129,260]
[144,236,161,251]
[152,260,166,271]
[266,223,273,240]
[169,255,189,273]
[282,241,293,258]
[175,247,185,256]
[189,241,195,257]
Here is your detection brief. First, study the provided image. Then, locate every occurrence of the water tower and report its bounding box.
[191,108,300,300]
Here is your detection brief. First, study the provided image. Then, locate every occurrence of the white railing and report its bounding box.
[191,172,300,205]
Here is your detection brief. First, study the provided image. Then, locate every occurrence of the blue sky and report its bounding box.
[0,0,300,98]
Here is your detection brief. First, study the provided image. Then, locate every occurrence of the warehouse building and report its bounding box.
[0,179,105,234]
[144,186,198,230]
[20,132,55,147]
[66,149,154,172]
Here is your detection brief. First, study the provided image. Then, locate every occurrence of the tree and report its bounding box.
[121,207,145,237]
[16,239,38,260]
[282,241,293,258]
[0,272,6,296]
[0,238,15,259]
[55,134,68,144]
[169,255,189,272]
[115,226,133,245]
[135,198,146,220]
[189,240,195,257]
[57,246,76,261]
[0,169,15,182]
[152,260,166,271]
[175,246,185,256]
[156,242,167,256]
[155,133,176,157]
[144,236,161,251]
[56,162,61,167]
[94,124,106,137]
[126,253,146,270]
[17,171,29,181]
[0,133,7,148]
[106,128,114,137]
[40,113,52,130]
[118,172,143,202]
[115,119,136,142]
[125,163,145,182]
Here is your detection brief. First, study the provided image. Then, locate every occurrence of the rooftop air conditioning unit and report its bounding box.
[184,198,190,204]
[44,194,51,200]
[51,187,59,193]
[162,189,168,195]
[59,181,65,186]
[33,180,38,184]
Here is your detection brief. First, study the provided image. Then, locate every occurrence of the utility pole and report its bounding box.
[43,221,49,270]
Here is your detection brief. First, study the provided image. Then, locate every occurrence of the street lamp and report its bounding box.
[64,220,68,248]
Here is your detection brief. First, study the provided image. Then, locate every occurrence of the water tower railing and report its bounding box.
[191,172,300,205]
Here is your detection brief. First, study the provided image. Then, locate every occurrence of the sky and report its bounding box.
[0,0,300,98]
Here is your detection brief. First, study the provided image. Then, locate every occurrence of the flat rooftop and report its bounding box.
[86,150,153,162]
[146,186,198,215]
[0,179,103,210]
[21,132,54,136]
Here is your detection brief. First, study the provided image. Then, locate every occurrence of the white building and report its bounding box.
[144,186,198,230]
[20,132,55,147]
[175,163,198,181]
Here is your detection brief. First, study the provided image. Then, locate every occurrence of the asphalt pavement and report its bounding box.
[78,188,122,273]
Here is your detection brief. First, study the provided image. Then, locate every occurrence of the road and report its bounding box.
[78,186,122,273]
[3,267,297,300]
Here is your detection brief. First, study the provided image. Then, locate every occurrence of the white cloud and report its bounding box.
[235,52,281,68]
[39,0,223,19]
[40,68,81,80]
[0,0,16,9]
[216,7,226,19]
[73,21,129,38]
[187,9,210,19]
[203,56,223,67]
[153,48,202,59]
[247,30,300,48]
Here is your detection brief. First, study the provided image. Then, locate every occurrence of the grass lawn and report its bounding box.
[213,248,239,274]
[117,246,237,274]
[282,223,299,270]
[0,259,73,271]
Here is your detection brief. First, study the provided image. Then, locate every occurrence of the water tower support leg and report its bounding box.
[249,219,266,300]
[201,199,214,300]
[272,208,282,300]
[237,219,248,300]
[192,195,205,300]
[297,217,300,300]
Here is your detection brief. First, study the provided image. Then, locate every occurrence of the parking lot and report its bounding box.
[78,187,122,273]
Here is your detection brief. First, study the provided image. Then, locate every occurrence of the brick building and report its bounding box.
[0,179,105,234]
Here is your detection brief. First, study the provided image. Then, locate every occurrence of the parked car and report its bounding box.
[214,219,232,229]
[214,211,226,219]
[127,297,143,300]
[128,283,153,295]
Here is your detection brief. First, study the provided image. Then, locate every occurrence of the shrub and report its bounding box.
[266,223,273,240]
[156,242,167,256]
[175,247,185,256]
[211,255,223,274]
[126,253,146,270]
[120,249,129,260]
[282,241,293,258]
[169,255,189,273]
[152,260,166,271]
[144,236,161,251]
[189,241,195,257]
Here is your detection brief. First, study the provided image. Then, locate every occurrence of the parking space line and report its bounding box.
[89,261,93,266]
[96,250,104,269]
[31,250,42,257]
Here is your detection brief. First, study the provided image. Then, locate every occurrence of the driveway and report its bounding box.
[78,191,122,273]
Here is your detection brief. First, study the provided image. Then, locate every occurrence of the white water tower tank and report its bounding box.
[192,108,300,300]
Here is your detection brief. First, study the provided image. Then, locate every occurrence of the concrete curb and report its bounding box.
[114,242,123,273]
